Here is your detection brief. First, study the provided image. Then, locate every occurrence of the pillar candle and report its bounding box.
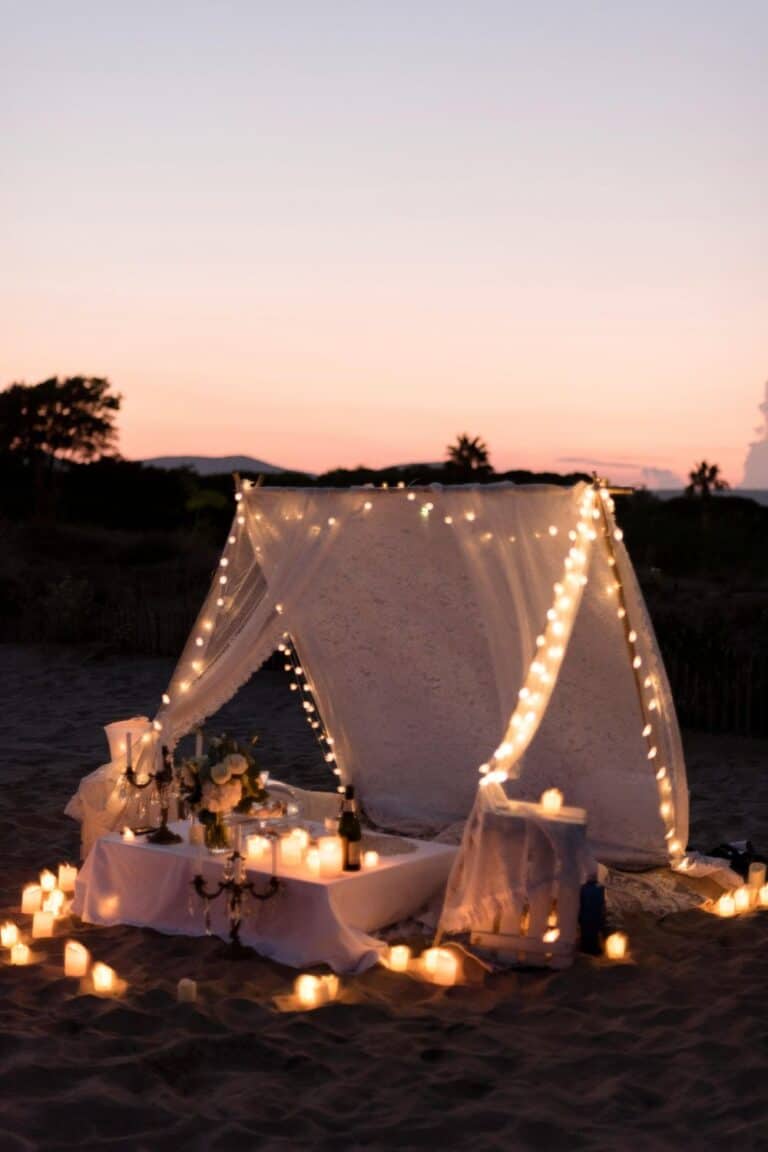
[716,893,736,918]
[318,836,343,877]
[42,889,66,918]
[58,864,78,893]
[422,948,459,985]
[40,870,57,893]
[1,921,19,948]
[540,788,563,814]
[290,827,310,851]
[246,834,269,860]
[319,974,339,1002]
[604,932,628,960]
[388,945,410,972]
[734,885,752,913]
[305,847,321,876]
[280,836,304,868]
[748,862,766,891]
[10,942,31,966]
[92,962,116,993]
[21,884,42,914]
[759,883,768,908]
[32,910,54,939]
[363,850,379,869]
[64,940,90,977]
[177,977,197,1003]
[295,974,321,1008]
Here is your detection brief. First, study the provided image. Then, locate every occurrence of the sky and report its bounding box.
[1,0,766,486]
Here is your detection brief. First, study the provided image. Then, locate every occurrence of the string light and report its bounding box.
[281,634,341,791]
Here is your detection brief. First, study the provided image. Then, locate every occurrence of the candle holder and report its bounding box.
[122,744,182,845]
[192,845,280,954]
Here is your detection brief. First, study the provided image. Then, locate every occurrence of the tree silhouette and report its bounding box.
[446,433,493,477]
[685,460,729,499]
[0,376,121,463]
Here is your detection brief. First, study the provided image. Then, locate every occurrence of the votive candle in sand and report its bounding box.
[42,889,66,918]
[92,962,116,993]
[1,921,19,948]
[758,883,768,908]
[64,940,90,978]
[540,788,563,815]
[748,862,766,891]
[295,974,321,1008]
[388,945,410,972]
[280,836,303,869]
[716,893,736,918]
[177,977,197,1003]
[604,932,628,960]
[319,974,339,1002]
[58,864,78,893]
[32,910,54,939]
[40,870,57,893]
[422,948,459,985]
[10,942,30,966]
[734,885,752,913]
[363,850,379,869]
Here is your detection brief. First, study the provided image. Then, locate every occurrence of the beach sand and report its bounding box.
[0,644,766,1151]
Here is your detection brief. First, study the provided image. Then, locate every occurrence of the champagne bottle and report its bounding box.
[338,785,362,872]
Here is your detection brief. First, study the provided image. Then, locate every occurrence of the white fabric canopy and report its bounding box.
[71,481,688,870]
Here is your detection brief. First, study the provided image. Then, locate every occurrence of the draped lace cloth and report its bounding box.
[67,482,688,872]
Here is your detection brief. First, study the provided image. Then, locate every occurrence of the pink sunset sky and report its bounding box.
[2,1,766,487]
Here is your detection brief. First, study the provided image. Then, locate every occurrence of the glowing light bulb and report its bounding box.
[161,693,170,705]
[228,535,236,544]
[628,630,637,643]
[444,515,453,524]
[220,558,229,568]
[633,657,642,669]
[614,529,623,541]
[195,637,204,647]
[465,512,476,522]
[642,723,652,737]
[656,765,666,780]
[647,747,657,760]
[548,526,558,536]
[327,517,336,526]
[219,576,228,586]
[216,597,225,607]
[363,501,372,511]
[407,493,416,501]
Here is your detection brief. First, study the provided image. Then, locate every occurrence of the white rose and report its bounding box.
[210,762,232,785]
[225,753,248,776]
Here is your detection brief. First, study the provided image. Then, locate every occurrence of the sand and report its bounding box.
[0,644,767,1151]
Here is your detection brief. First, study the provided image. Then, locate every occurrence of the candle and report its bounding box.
[32,910,54,939]
[40,870,57,893]
[305,847,321,876]
[422,948,459,985]
[318,836,343,878]
[121,826,135,842]
[388,945,411,972]
[246,834,269,860]
[92,962,116,994]
[716,893,736,917]
[319,974,339,1002]
[58,864,78,893]
[604,932,628,960]
[10,942,30,966]
[542,927,560,943]
[295,974,321,1008]
[64,940,90,978]
[188,823,204,846]
[290,827,310,851]
[177,977,197,1003]
[759,884,768,908]
[280,836,304,869]
[363,850,379,869]
[42,889,66,918]
[734,885,752,913]
[540,788,563,815]
[1,921,19,948]
[748,862,766,891]
[21,884,42,914]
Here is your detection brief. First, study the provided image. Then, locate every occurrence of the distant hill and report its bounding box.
[142,455,293,476]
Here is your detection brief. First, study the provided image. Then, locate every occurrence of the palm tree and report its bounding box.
[685,461,730,499]
[446,434,493,476]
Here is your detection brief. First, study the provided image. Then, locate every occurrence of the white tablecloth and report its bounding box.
[72,824,456,973]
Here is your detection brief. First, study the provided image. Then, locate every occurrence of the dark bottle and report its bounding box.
[338,785,362,872]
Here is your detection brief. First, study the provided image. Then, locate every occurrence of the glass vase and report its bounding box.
[204,811,230,854]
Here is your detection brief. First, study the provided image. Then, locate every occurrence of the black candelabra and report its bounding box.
[123,743,182,845]
[192,845,280,952]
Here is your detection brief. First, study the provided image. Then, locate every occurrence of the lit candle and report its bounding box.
[177,977,197,1003]
[748,862,766,891]
[295,974,321,1008]
[10,942,30,966]
[1,921,19,948]
[64,940,90,978]
[42,889,66,918]
[21,884,42,914]
[319,974,339,1002]
[32,910,54,939]
[734,885,752,913]
[716,893,736,918]
[318,836,343,878]
[540,788,563,815]
[422,948,459,986]
[363,850,379,869]
[40,870,57,893]
[759,884,768,908]
[542,928,560,943]
[246,834,269,861]
[290,827,311,851]
[604,932,628,960]
[121,826,135,842]
[58,864,78,893]
[280,836,304,869]
[388,945,411,972]
[92,962,116,994]
[305,847,321,876]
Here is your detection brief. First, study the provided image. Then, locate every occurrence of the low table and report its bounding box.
[72,823,457,973]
